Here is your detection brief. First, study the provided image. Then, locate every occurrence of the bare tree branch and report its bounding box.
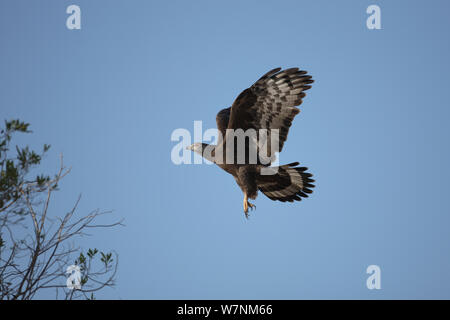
[0,123,122,300]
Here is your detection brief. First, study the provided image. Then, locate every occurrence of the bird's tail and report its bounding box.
[257,162,315,202]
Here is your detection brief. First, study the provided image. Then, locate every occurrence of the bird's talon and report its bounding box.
[243,195,255,218]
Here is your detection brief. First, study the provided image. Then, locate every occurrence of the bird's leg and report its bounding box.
[243,194,249,219]
[243,194,256,219]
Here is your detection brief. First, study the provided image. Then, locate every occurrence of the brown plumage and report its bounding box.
[187,67,315,218]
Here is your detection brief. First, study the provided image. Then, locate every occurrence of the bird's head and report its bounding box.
[186,142,205,155]
[186,142,216,163]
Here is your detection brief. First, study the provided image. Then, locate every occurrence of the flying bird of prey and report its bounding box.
[187,67,315,218]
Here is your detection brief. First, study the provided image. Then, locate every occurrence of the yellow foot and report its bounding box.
[243,195,256,219]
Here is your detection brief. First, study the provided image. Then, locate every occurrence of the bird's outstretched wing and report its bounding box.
[216,107,231,139]
[225,67,313,161]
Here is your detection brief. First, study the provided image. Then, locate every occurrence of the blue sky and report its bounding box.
[1,0,450,299]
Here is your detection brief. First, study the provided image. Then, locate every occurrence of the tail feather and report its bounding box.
[257,162,315,202]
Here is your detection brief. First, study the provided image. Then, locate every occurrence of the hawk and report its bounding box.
[187,67,315,218]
